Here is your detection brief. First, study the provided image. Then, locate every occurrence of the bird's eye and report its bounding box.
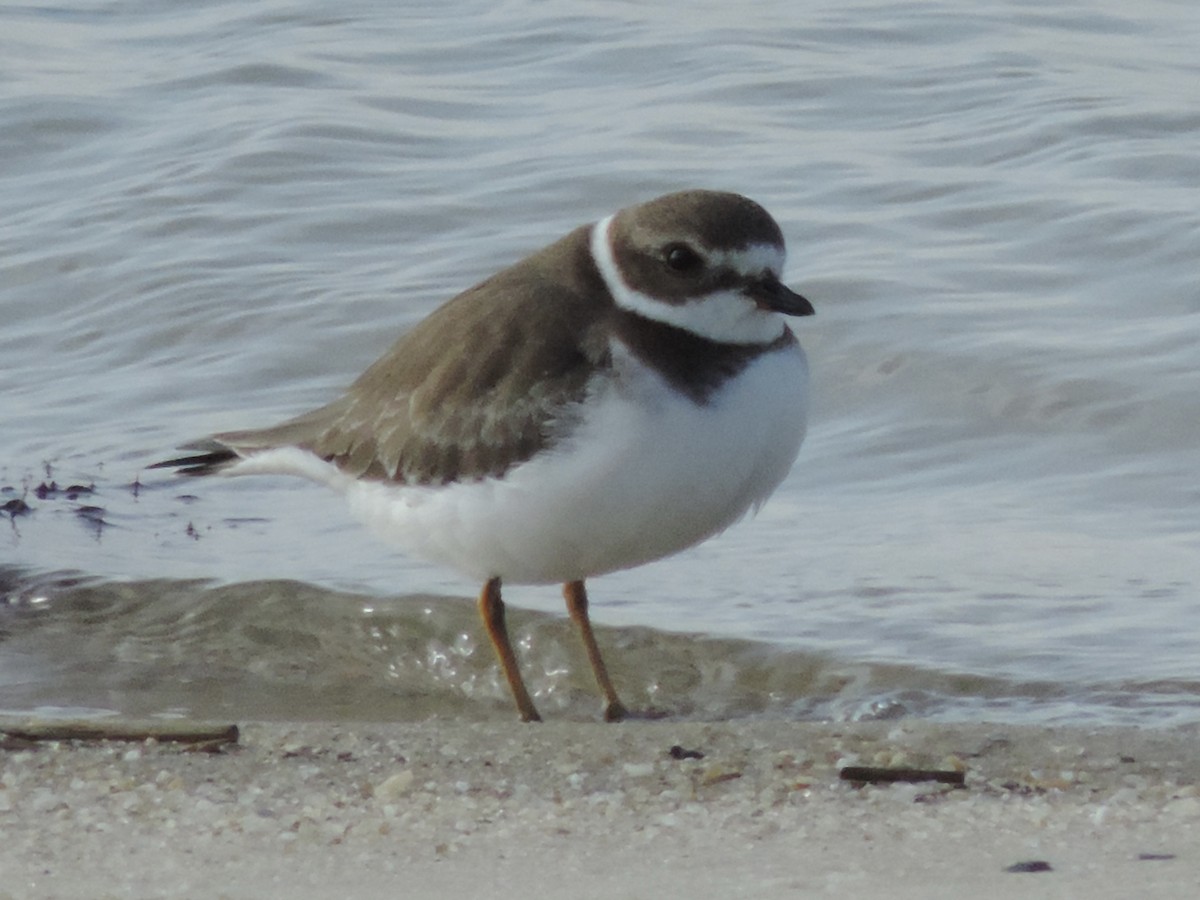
[663,243,703,273]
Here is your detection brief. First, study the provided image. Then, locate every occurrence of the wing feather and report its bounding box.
[161,226,614,485]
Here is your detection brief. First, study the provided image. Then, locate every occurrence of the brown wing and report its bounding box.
[210,226,613,485]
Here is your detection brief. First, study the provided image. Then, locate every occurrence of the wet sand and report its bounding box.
[2,719,1198,899]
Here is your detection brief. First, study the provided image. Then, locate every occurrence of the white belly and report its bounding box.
[341,343,809,585]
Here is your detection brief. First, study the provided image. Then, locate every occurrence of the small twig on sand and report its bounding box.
[0,721,239,751]
[839,765,965,786]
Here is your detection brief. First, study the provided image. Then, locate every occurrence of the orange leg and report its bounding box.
[478,578,541,722]
[563,580,629,722]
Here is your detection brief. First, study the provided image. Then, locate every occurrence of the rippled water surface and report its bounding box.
[2,0,1198,725]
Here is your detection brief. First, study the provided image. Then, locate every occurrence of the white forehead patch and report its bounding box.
[710,243,786,280]
[589,216,787,346]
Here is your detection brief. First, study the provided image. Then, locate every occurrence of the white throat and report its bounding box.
[589,215,787,345]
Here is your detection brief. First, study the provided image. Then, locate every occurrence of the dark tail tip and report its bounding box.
[148,440,238,477]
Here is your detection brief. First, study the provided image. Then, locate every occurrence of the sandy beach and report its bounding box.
[2,718,1197,899]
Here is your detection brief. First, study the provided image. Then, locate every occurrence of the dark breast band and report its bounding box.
[611,310,796,404]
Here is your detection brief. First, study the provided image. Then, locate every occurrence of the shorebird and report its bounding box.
[153,190,813,721]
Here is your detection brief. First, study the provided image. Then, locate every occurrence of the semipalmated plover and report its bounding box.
[153,189,814,722]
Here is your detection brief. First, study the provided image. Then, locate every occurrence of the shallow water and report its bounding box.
[2,0,1198,725]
